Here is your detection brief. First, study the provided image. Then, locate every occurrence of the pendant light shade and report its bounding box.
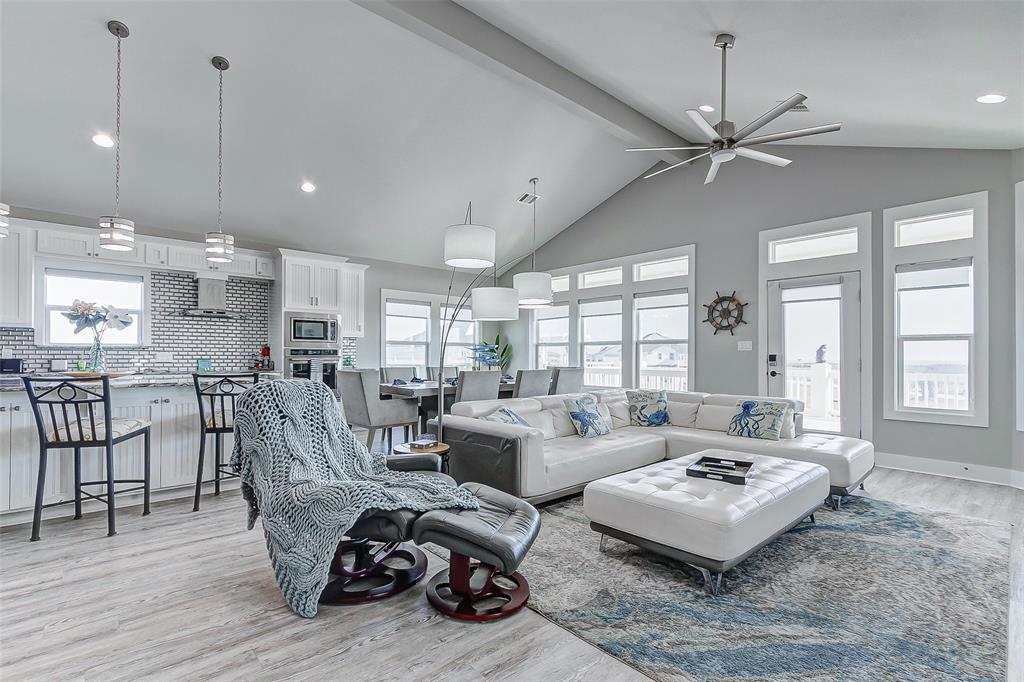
[513,271,552,306]
[0,203,10,238]
[207,55,234,264]
[471,287,520,321]
[444,223,495,268]
[98,216,135,251]
[205,231,235,262]
[98,20,135,252]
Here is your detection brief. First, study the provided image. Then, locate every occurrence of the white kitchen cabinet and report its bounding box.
[283,258,317,310]
[145,243,169,267]
[221,254,257,277]
[37,228,144,264]
[158,389,204,489]
[313,263,343,313]
[4,396,63,511]
[339,264,367,337]
[0,223,33,327]
[256,256,274,278]
[278,251,355,315]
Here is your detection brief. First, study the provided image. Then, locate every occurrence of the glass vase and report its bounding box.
[88,338,106,373]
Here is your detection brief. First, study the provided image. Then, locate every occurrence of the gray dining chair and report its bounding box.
[513,369,553,398]
[427,366,458,382]
[381,366,417,383]
[454,370,500,402]
[338,369,419,452]
[549,367,584,394]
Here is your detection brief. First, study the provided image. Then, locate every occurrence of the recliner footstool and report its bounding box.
[414,482,541,621]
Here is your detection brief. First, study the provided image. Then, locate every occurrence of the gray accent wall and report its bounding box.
[503,145,1017,471]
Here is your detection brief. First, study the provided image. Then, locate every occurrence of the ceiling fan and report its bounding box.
[628,33,842,184]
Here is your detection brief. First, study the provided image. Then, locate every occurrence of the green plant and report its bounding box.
[493,333,512,374]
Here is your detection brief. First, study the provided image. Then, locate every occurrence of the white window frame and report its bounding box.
[1016,181,1024,432]
[382,296,432,373]
[440,302,478,372]
[579,296,624,388]
[883,191,989,427]
[529,244,696,390]
[380,288,480,374]
[34,261,152,347]
[758,212,873,440]
[533,302,569,370]
[634,290,690,392]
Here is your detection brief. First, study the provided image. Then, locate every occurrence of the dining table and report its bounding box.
[379,380,516,432]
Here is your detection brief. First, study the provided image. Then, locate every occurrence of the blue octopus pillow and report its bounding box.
[481,407,529,427]
[564,396,610,438]
[727,399,789,441]
[625,389,670,427]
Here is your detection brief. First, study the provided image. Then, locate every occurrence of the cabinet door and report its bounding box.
[37,230,97,259]
[167,245,211,271]
[105,392,162,491]
[221,254,257,276]
[0,407,11,512]
[314,263,342,313]
[157,390,204,489]
[284,259,316,310]
[7,400,63,511]
[145,243,169,267]
[0,225,33,327]
[256,256,274,278]
[339,266,365,337]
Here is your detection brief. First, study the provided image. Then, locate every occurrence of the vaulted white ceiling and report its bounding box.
[461,0,1024,150]
[0,1,650,268]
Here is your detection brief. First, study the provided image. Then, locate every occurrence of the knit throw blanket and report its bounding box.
[230,379,479,617]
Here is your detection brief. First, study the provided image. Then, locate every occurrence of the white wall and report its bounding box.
[504,144,1017,473]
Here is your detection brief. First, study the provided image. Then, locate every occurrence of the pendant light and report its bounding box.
[513,177,553,307]
[444,202,495,268]
[471,250,520,322]
[205,56,235,263]
[0,203,10,238]
[98,20,135,252]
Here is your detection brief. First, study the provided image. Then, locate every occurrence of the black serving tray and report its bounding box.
[686,454,754,485]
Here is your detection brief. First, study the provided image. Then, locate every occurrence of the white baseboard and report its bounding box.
[875,451,1023,490]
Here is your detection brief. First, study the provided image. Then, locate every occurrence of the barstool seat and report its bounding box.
[48,417,150,443]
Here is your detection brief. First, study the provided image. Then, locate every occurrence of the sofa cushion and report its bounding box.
[606,400,630,429]
[626,389,670,426]
[549,407,577,437]
[452,397,541,419]
[521,409,556,440]
[665,391,709,404]
[482,406,529,427]
[564,396,611,438]
[725,399,788,441]
[538,430,666,496]
[694,404,736,432]
[667,401,699,427]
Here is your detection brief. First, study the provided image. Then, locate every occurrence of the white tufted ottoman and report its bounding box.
[583,449,829,594]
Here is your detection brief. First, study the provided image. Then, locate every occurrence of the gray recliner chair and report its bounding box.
[338,369,419,451]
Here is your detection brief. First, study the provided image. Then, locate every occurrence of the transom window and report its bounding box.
[895,209,973,248]
[768,227,858,264]
[551,275,570,293]
[633,256,689,282]
[578,267,623,289]
[44,269,144,346]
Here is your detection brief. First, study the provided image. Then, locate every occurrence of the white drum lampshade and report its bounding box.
[471,287,520,321]
[205,231,235,263]
[98,216,136,251]
[513,271,552,307]
[444,224,496,268]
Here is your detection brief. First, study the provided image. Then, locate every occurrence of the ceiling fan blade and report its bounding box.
[685,110,722,143]
[731,93,807,142]
[734,123,842,148]
[734,147,792,167]
[626,145,709,152]
[704,158,722,185]
[643,150,713,179]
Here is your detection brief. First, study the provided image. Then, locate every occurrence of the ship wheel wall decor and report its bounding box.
[703,291,748,335]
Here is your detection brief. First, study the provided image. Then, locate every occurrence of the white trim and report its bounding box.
[882,191,989,427]
[1015,181,1024,432]
[875,452,1021,490]
[757,212,873,440]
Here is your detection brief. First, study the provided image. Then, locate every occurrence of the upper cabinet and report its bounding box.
[0,224,33,327]
[37,228,144,264]
[339,264,368,337]
[277,250,367,336]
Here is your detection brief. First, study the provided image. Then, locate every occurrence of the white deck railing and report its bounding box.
[903,372,969,411]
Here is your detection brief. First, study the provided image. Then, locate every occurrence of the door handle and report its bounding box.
[162,398,171,403]
[11,405,20,411]
[769,371,779,377]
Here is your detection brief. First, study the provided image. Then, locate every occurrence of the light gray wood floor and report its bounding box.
[0,468,1020,681]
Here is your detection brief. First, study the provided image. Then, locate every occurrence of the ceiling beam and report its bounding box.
[353,0,693,164]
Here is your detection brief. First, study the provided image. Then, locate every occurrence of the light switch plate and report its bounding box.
[155,351,174,363]
[737,341,753,352]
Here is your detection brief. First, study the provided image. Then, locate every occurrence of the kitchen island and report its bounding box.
[0,371,280,528]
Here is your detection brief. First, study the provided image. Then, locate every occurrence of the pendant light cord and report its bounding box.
[531,178,537,272]
[113,33,123,217]
[217,67,224,233]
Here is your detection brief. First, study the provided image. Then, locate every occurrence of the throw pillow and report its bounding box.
[726,399,789,441]
[481,406,529,427]
[563,396,610,438]
[667,401,700,427]
[626,389,670,426]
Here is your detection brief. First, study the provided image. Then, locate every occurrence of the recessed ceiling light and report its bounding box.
[698,105,715,112]
[300,181,316,193]
[976,94,1007,104]
[92,133,114,148]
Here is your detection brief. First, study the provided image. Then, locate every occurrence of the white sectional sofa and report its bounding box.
[431,390,874,505]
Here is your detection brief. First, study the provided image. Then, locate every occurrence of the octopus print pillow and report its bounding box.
[625,389,670,427]
[564,396,611,438]
[727,399,789,441]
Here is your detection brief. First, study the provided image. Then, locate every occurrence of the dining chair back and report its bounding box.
[512,369,553,398]
[454,370,500,402]
[381,366,417,383]
[338,369,418,452]
[427,366,458,382]
[549,367,584,394]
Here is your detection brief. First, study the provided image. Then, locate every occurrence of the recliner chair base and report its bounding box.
[424,552,530,622]
[320,539,427,604]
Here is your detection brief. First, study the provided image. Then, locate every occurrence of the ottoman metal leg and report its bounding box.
[697,567,723,596]
[319,538,427,605]
[425,552,530,622]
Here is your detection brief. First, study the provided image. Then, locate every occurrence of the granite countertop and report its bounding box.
[0,370,282,392]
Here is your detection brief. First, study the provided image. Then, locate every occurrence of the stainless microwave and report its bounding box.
[286,313,338,346]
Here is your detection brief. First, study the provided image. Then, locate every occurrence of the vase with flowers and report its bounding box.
[62,300,134,372]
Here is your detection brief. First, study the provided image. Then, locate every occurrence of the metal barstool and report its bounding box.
[22,376,152,541]
[192,373,260,511]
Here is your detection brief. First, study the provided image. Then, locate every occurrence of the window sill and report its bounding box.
[883,407,988,428]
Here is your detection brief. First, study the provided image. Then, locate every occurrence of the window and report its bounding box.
[895,209,973,247]
[534,304,569,369]
[384,299,430,373]
[896,261,973,412]
[883,191,988,427]
[551,275,569,293]
[635,292,688,390]
[44,269,144,345]
[633,256,689,282]
[580,299,622,386]
[441,304,477,372]
[768,227,858,264]
[578,267,622,289]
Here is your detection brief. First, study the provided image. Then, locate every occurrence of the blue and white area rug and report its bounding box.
[521,496,1010,681]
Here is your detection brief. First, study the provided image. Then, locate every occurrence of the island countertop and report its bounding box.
[0,371,282,392]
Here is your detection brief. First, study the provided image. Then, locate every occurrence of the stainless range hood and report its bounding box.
[181,276,246,319]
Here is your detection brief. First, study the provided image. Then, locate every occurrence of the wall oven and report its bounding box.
[286,312,338,347]
[285,348,339,391]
